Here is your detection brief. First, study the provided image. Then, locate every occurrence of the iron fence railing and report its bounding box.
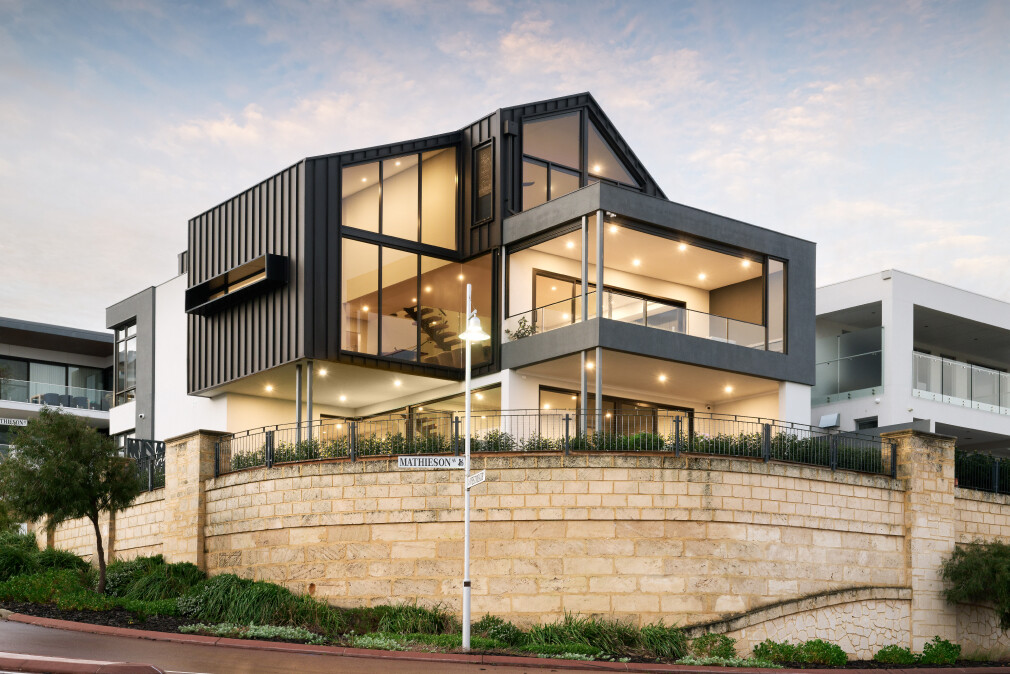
[955,451,1010,495]
[125,438,165,492]
[215,410,895,478]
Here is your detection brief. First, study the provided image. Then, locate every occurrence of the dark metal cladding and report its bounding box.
[187,162,305,395]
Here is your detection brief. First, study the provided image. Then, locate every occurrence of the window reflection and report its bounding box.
[550,167,579,200]
[381,248,419,360]
[341,163,380,233]
[421,148,457,249]
[523,112,580,169]
[587,122,638,186]
[341,239,379,354]
[767,259,786,353]
[382,155,418,242]
[522,160,547,210]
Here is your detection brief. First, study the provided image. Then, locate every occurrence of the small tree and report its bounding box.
[0,408,140,592]
[942,540,1010,630]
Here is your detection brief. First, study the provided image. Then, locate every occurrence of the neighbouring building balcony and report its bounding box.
[0,379,112,411]
[812,350,883,405]
[913,352,1010,415]
[503,289,767,349]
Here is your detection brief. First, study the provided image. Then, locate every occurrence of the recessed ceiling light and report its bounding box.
[411,297,417,302]
[425,286,432,292]
[481,415,486,419]
[543,403,551,409]
[571,395,576,400]
[418,406,424,411]
[698,273,707,281]
[605,412,612,418]
[476,393,484,400]
[562,313,570,319]
[395,160,401,166]
[393,380,402,387]
[742,260,751,268]
[678,243,688,252]
[632,259,641,267]
[659,374,667,382]
[362,305,369,312]
[586,362,594,370]
[609,225,618,234]
[318,368,327,376]
[336,423,343,429]
[265,385,274,392]
[551,286,557,291]
[361,177,367,182]
[339,395,347,402]
[458,274,464,280]
[593,164,602,172]
[724,385,734,393]
[566,241,575,249]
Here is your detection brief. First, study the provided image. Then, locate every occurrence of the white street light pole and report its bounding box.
[458,283,489,652]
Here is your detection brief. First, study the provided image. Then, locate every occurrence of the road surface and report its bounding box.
[0,620,593,673]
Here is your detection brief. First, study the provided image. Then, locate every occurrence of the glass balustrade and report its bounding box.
[913,353,1010,414]
[0,378,112,411]
[812,351,883,405]
[503,289,767,350]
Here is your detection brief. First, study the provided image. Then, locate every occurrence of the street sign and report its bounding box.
[466,470,486,490]
[397,456,465,469]
[0,419,28,426]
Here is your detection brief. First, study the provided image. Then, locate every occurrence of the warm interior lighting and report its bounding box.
[698,273,707,281]
[658,374,667,382]
[424,286,432,292]
[605,412,612,418]
[265,385,274,392]
[458,274,464,280]
[566,241,575,249]
[593,164,602,172]
[551,286,557,291]
[742,259,751,268]
[543,403,551,409]
[339,395,347,402]
[361,177,367,182]
[586,361,594,370]
[609,225,618,234]
[632,259,641,267]
[411,297,417,302]
[480,415,486,419]
[678,243,688,252]
[562,313,570,319]
[476,393,484,400]
[571,395,577,400]
[724,385,734,393]
[336,423,343,429]
[361,305,369,312]
[395,160,401,166]
[318,369,327,376]
[418,407,424,411]
[393,380,402,387]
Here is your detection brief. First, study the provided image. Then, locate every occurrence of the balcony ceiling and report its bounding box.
[533,224,761,292]
[915,306,1010,364]
[517,349,778,406]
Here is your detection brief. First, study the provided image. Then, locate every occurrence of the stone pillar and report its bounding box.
[162,429,227,569]
[881,429,957,650]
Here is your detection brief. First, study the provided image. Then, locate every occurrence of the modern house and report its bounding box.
[108,93,815,444]
[813,269,1010,456]
[0,316,113,453]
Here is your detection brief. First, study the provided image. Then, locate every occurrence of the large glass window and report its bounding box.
[342,238,492,369]
[522,160,548,210]
[523,112,580,168]
[421,148,457,249]
[767,259,786,353]
[587,121,638,186]
[0,358,28,403]
[381,248,419,360]
[343,148,457,249]
[115,323,137,405]
[341,239,379,354]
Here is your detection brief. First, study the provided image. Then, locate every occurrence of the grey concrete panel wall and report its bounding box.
[107,287,155,439]
[501,319,600,370]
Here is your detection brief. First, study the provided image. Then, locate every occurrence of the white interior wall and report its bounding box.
[508,249,709,316]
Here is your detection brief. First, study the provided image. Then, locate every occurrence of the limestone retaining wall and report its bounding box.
[955,487,1010,544]
[48,489,164,562]
[204,454,905,629]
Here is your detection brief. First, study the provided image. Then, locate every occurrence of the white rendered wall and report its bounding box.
[109,400,136,435]
[153,275,228,440]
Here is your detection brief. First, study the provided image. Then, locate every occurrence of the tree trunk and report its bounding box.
[90,513,106,594]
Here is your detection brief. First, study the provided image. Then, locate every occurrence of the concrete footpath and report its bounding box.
[5,612,1010,674]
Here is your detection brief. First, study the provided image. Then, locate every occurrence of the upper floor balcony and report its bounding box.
[0,379,112,412]
[499,183,812,384]
[913,353,1010,415]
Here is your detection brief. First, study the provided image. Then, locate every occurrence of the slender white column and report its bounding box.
[462,284,472,652]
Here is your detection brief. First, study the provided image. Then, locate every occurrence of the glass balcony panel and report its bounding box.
[603,291,644,324]
[972,368,999,409]
[913,352,1010,415]
[646,302,685,332]
[727,318,766,349]
[0,378,111,411]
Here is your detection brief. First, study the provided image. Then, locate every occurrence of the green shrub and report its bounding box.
[104,555,205,601]
[692,633,737,659]
[0,544,38,580]
[677,655,782,668]
[35,547,88,573]
[752,639,800,663]
[473,614,527,646]
[526,613,640,655]
[874,644,917,665]
[518,642,602,657]
[640,621,689,660]
[799,639,847,666]
[0,530,37,551]
[943,540,1010,629]
[180,622,325,644]
[919,636,961,665]
[179,573,345,636]
[0,568,86,604]
[375,602,458,635]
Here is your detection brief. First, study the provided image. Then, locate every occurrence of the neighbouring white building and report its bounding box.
[813,269,1010,455]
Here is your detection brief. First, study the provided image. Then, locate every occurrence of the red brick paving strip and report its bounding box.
[8,613,1010,674]
[0,653,163,673]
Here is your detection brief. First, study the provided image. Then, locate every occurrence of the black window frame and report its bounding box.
[114,321,137,406]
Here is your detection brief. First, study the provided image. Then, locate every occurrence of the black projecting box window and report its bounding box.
[474,143,494,225]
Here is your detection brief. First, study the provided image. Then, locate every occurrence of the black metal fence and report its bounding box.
[125,438,166,492]
[215,410,895,478]
[955,451,1010,495]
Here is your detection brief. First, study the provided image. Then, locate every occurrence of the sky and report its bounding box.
[0,0,1007,331]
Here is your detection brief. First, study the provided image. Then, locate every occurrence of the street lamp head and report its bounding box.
[460,312,490,342]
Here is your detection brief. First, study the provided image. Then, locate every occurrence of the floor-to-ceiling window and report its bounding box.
[114,323,137,405]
